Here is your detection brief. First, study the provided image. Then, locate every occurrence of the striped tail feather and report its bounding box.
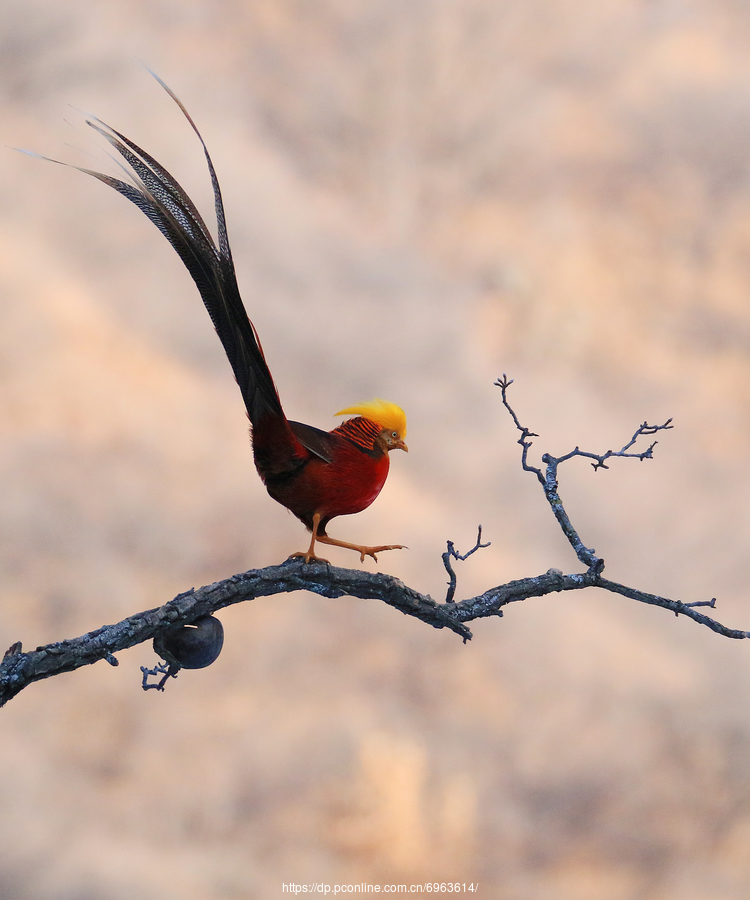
[79,83,284,430]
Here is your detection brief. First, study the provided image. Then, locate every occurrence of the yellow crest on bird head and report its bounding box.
[335,398,407,439]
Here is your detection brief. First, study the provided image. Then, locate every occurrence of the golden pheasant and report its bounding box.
[52,79,408,563]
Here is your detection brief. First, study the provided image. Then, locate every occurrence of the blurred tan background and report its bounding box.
[3,0,750,897]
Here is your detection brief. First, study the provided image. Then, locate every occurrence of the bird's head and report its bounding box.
[335,398,408,452]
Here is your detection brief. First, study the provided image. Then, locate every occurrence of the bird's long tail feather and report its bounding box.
[71,80,284,428]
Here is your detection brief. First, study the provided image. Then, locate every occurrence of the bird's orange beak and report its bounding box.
[394,440,408,452]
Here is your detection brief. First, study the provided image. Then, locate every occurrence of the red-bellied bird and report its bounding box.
[38,78,408,564]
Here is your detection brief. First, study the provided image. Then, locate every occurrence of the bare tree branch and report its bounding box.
[495,374,673,571]
[1,376,746,707]
[442,525,491,603]
[0,564,471,706]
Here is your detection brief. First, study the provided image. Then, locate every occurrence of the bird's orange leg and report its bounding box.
[314,533,406,563]
[288,513,330,564]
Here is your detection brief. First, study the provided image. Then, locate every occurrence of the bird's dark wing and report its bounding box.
[288,421,335,464]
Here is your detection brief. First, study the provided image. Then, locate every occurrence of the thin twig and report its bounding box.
[555,419,674,470]
[140,663,179,692]
[495,375,542,480]
[442,526,491,603]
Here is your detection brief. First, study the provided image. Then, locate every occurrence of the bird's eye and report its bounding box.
[391,431,398,439]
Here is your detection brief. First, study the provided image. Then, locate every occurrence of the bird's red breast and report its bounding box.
[256,416,390,533]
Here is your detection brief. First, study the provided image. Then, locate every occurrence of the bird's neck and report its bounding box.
[334,417,384,455]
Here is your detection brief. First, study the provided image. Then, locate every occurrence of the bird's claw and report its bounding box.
[288,551,331,565]
[358,544,406,563]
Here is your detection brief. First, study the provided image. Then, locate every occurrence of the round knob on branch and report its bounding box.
[153,615,224,670]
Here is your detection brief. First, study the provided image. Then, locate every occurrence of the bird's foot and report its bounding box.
[354,543,406,563]
[314,533,407,563]
[326,538,409,562]
[287,550,331,565]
